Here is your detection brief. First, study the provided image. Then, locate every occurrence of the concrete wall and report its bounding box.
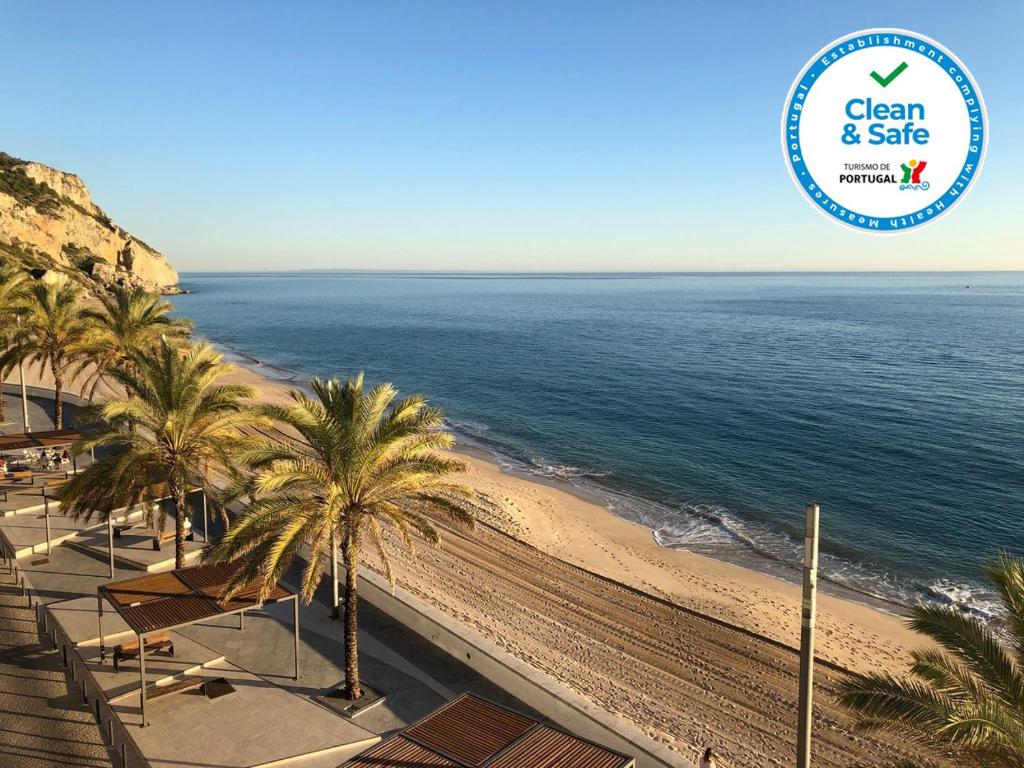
[358,570,694,768]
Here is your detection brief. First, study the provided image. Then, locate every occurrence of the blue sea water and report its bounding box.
[173,272,1024,616]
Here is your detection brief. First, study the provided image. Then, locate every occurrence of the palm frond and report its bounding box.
[908,603,1024,710]
[59,338,260,568]
[208,372,478,697]
[840,555,1024,768]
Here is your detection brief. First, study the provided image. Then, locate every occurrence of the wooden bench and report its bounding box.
[113,632,174,672]
[152,529,193,550]
[145,675,204,701]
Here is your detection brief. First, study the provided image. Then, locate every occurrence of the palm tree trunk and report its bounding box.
[341,538,362,700]
[52,364,63,430]
[170,479,187,570]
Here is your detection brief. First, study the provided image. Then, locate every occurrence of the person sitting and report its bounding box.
[60,449,71,467]
[698,748,717,768]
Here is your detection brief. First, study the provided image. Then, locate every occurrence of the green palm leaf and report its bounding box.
[59,340,266,568]
[0,264,30,423]
[78,283,191,399]
[0,277,92,429]
[206,373,476,700]
[839,554,1024,768]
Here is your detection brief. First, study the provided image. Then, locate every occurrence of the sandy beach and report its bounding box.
[218,360,929,765]
[213,362,924,666]
[6,355,927,766]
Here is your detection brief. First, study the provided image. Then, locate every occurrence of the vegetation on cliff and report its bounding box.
[0,151,178,292]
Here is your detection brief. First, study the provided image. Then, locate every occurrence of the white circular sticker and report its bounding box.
[782,29,987,233]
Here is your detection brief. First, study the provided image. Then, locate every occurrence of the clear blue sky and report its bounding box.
[5,1,1022,271]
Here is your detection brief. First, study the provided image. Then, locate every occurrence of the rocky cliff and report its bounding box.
[0,152,179,292]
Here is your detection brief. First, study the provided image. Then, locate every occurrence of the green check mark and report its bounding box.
[870,61,908,87]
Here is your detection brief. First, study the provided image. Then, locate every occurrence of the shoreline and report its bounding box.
[212,354,925,673]
[3,338,933,762]
[3,341,925,673]
[452,439,913,619]
[208,337,945,621]
[212,339,902,602]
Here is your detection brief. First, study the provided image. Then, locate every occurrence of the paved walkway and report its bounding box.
[14,531,527,729]
[0,567,113,768]
[1,385,88,436]
[0,530,528,763]
[0,386,532,765]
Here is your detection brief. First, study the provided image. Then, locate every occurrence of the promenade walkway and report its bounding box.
[0,385,533,767]
[0,567,113,768]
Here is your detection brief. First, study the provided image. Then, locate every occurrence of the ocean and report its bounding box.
[172,272,1024,618]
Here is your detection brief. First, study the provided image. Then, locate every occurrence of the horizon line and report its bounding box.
[177,268,1024,275]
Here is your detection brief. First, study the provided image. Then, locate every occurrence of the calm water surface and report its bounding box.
[173,272,1024,615]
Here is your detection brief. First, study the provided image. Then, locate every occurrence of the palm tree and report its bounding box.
[0,264,29,423]
[0,278,92,429]
[839,553,1024,768]
[58,341,265,568]
[79,284,192,399]
[206,374,475,700]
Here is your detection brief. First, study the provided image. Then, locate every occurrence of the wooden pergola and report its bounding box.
[96,560,299,726]
[341,693,635,768]
[0,428,81,451]
[0,429,84,481]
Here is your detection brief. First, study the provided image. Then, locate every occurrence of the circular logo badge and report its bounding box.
[782,29,986,233]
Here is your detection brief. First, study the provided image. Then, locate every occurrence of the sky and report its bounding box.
[4,1,1022,272]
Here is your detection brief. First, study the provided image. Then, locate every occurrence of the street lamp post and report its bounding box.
[17,316,30,433]
[330,532,339,620]
[107,516,115,578]
[797,502,820,768]
[42,482,51,556]
[201,491,209,543]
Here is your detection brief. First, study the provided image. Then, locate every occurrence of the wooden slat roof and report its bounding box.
[488,725,630,768]
[342,736,461,768]
[405,693,535,766]
[100,560,293,635]
[105,571,192,607]
[340,694,633,768]
[0,429,81,451]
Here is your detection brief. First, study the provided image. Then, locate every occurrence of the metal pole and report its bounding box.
[293,595,300,680]
[17,317,30,433]
[42,483,51,555]
[202,491,209,543]
[330,532,339,619]
[108,517,115,578]
[139,633,147,727]
[98,592,105,661]
[797,502,820,768]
